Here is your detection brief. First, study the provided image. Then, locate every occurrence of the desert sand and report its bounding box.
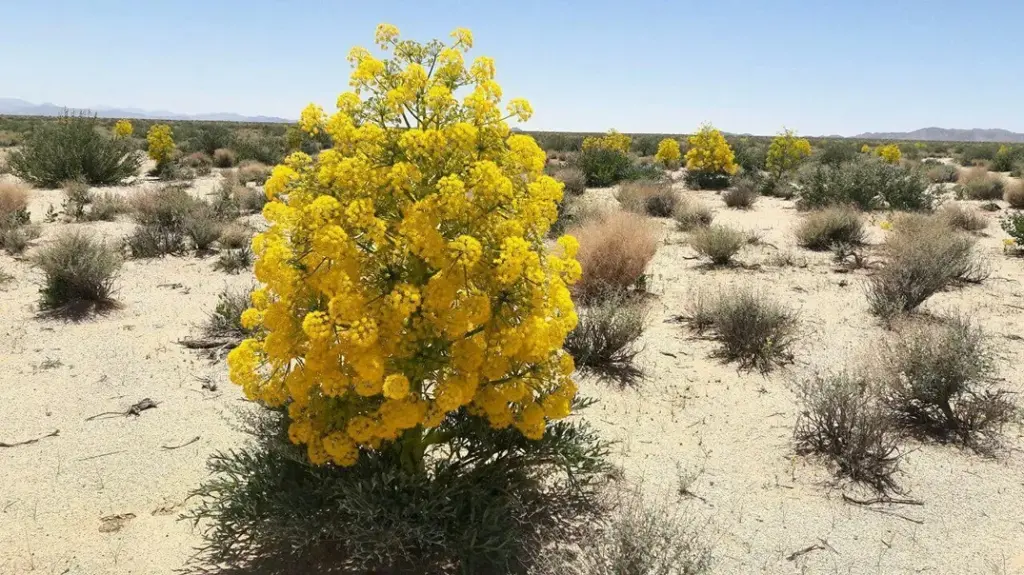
[1,169,1022,574]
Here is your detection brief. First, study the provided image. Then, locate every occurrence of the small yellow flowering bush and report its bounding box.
[685,124,737,189]
[875,144,902,164]
[861,144,873,154]
[766,129,812,179]
[113,119,133,138]
[146,124,175,166]
[655,138,681,168]
[582,129,631,154]
[228,23,582,470]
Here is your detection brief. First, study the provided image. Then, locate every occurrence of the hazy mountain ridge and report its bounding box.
[0,98,290,123]
[855,127,1024,143]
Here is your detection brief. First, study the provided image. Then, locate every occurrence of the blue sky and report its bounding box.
[1,0,1021,136]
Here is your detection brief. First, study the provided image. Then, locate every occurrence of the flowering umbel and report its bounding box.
[655,138,681,167]
[685,124,737,175]
[582,130,631,154]
[113,119,133,138]
[146,124,175,164]
[228,24,582,468]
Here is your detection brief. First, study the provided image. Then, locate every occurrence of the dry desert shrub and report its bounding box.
[32,231,121,315]
[866,217,987,318]
[957,167,1004,201]
[0,224,41,255]
[213,148,238,168]
[673,196,714,231]
[182,151,214,176]
[683,286,798,373]
[215,244,254,274]
[205,286,254,342]
[571,211,658,302]
[689,224,746,265]
[936,202,987,232]
[219,224,253,250]
[0,181,29,224]
[877,315,1016,452]
[925,163,960,184]
[89,192,131,222]
[721,176,759,209]
[184,206,223,252]
[563,294,647,388]
[563,487,712,575]
[237,160,272,185]
[553,166,587,196]
[1004,179,1024,208]
[617,180,678,217]
[794,206,866,250]
[794,373,902,493]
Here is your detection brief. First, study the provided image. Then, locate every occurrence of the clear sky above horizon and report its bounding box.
[1,0,1021,136]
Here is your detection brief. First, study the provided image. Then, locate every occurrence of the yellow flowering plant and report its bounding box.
[113,119,133,138]
[861,144,873,154]
[765,128,811,180]
[228,23,582,471]
[654,138,681,168]
[146,124,175,166]
[685,123,737,189]
[875,144,902,164]
[582,129,631,154]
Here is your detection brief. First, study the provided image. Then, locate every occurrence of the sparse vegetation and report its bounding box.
[689,224,746,265]
[32,231,121,314]
[721,176,759,209]
[213,148,238,168]
[795,206,866,250]
[214,245,254,273]
[1003,179,1024,208]
[553,166,587,196]
[571,211,658,302]
[564,295,647,387]
[204,286,254,341]
[237,160,272,185]
[683,286,798,373]
[957,167,1004,201]
[794,372,902,493]
[617,181,678,217]
[937,202,987,232]
[925,163,959,184]
[673,197,714,231]
[878,316,1016,451]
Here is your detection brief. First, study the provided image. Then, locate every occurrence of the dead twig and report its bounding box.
[78,449,126,461]
[842,494,924,507]
[86,398,159,421]
[161,436,200,450]
[0,429,59,448]
[177,338,234,350]
[786,543,825,561]
[860,507,925,524]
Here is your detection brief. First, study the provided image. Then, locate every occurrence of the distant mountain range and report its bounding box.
[854,127,1024,143]
[0,98,290,124]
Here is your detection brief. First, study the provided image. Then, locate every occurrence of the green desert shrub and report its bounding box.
[1002,211,1024,247]
[682,286,798,373]
[957,167,1004,201]
[185,405,611,574]
[867,217,987,318]
[61,179,92,220]
[797,157,931,211]
[564,295,647,387]
[815,140,858,167]
[127,185,206,257]
[794,206,866,250]
[232,130,286,165]
[8,112,141,187]
[936,202,987,232]
[184,208,223,251]
[553,166,587,196]
[688,224,746,265]
[878,316,1016,451]
[673,197,714,231]
[617,181,678,217]
[794,373,902,493]
[32,231,121,314]
[214,245,254,274]
[580,147,633,187]
[204,286,254,341]
[192,125,233,156]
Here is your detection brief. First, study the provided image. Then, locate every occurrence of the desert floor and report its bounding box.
[1,168,1022,575]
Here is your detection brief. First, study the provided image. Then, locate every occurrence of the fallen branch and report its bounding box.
[786,543,825,561]
[842,494,924,507]
[177,338,234,350]
[0,429,59,448]
[860,507,925,525]
[78,449,126,461]
[86,398,159,421]
[161,436,201,450]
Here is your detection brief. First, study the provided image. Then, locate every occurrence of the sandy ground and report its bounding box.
[1,168,1023,574]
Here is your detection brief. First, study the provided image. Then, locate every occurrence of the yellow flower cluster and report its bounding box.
[228,24,581,469]
[875,144,902,164]
[654,138,681,167]
[146,124,175,164]
[582,129,631,154]
[765,128,811,178]
[861,144,872,154]
[685,123,737,175]
[113,119,133,138]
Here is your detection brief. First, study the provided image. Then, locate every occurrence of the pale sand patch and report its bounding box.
[0,175,1021,574]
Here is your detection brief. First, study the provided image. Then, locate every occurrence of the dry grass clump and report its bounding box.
[89,192,131,221]
[564,294,647,388]
[564,487,712,575]
[553,167,586,196]
[867,217,988,318]
[682,286,798,373]
[184,207,223,252]
[1003,179,1024,208]
[925,163,960,184]
[213,148,238,168]
[571,211,658,302]
[204,286,254,342]
[32,231,121,316]
[219,224,253,250]
[0,224,41,255]
[877,316,1016,452]
[721,177,759,209]
[214,245,254,274]
[617,181,678,217]
[0,181,29,224]
[957,167,1004,200]
[936,202,987,232]
[794,206,866,250]
[237,160,272,185]
[689,224,746,265]
[794,373,902,493]
[673,197,714,231]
